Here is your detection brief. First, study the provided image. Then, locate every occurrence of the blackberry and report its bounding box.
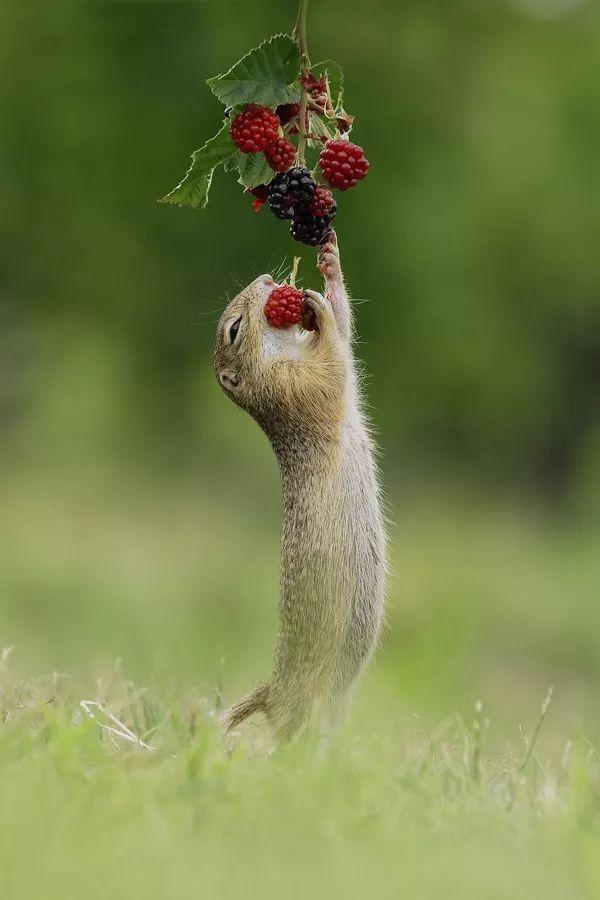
[275,103,299,125]
[264,138,296,174]
[289,185,337,245]
[268,182,295,220]
[290,210,332,246]
[268,167,316,221]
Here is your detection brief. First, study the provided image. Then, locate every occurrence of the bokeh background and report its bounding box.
[1,0,599,737]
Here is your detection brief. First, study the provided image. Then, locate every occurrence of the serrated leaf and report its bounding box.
[159,123,236,210]
[311,59,344,112]
[207,34,300,108]
[230,151,275,189]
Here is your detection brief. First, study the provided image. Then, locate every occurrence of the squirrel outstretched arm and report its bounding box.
[214,234,386,743]
[318,232,353,343]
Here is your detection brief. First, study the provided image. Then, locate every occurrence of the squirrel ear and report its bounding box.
[219,370,240,393]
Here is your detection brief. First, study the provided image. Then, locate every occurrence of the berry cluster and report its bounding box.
[229,104,368,245]
[230,104,296,174]
[268,169,336,246]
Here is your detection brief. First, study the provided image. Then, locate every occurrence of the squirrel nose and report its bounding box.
[255,274,275,287]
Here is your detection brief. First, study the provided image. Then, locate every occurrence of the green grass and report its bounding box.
[1,662,599,900]
[1,469,600,897]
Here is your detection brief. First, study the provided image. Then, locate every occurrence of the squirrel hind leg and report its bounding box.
[268,688,317,744]
[322,680,356,735]
[221,683,269,732]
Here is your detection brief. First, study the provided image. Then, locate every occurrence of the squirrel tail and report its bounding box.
[221,683,269,732]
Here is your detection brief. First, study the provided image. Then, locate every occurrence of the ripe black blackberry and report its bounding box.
[290,184,337,246]
[275,103,299,125]
[290,210,332,246]
[268,167,316,221]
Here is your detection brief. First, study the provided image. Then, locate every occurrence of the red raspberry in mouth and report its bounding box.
[264,285,304,328]
[319,139,370,191]
[230,104,280,154]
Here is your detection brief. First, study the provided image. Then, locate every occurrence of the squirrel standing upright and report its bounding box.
[214,234,386,742]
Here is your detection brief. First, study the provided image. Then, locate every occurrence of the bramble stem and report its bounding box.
[293,0,311,167]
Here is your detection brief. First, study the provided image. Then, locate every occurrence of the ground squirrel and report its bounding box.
[214,234,386,742]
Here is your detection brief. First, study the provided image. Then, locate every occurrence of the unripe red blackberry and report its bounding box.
[306,186,337,221]
[319,139,370,190]
[264,138,297,173]
[268,167,316,220]
[230,104,280,154]
[264,285,304,328]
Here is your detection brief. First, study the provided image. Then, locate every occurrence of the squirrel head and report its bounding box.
[214,274,345,445]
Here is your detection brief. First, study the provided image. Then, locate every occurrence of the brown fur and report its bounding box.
[214,236,386,742]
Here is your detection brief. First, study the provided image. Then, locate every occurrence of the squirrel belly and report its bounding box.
[268,403,386,740]
[214,235,386,742]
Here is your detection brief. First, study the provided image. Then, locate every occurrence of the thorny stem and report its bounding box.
[293,0,311,167]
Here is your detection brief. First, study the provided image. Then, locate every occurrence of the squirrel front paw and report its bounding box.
[317,231,341,281]
[303,289,337,333]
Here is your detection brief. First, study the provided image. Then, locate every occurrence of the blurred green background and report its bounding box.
[1,0,599,734]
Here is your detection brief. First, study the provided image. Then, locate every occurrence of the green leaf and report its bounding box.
[159,123,236,210]
[229,151,275,190]
[207,34,300,108]
[307,111,336,149]
[311,59,344,112]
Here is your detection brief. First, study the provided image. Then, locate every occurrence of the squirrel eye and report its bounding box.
[228,316,242,345]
